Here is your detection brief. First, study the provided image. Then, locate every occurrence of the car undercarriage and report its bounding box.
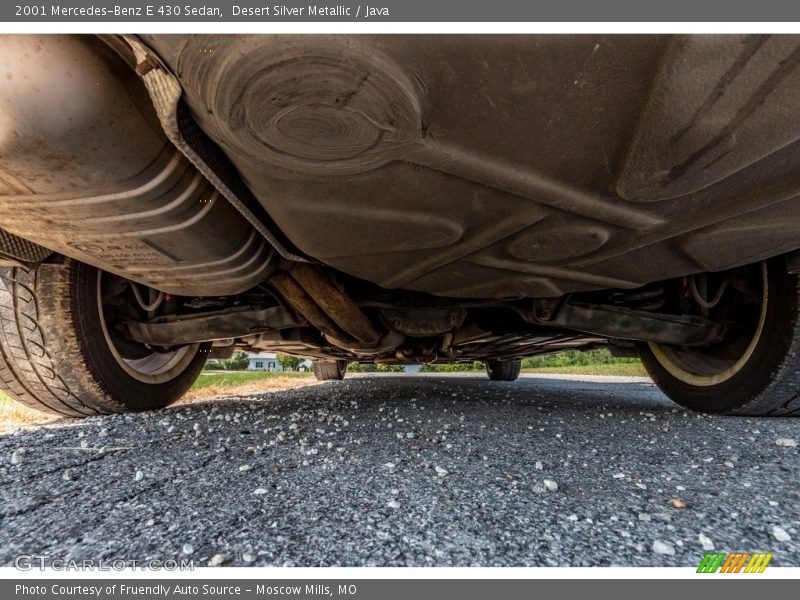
[1,34,799,416]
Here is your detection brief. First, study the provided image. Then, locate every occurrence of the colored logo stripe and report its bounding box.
[697,552,726,573]
[744,553,773,573]
[720,553,749,573]
[697,552,772,573]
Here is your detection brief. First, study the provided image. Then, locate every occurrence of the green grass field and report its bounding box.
[193,370,313,389]
[522,363,647,377]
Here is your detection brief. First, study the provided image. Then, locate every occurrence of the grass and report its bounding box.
[0,391,55,431]
[183,370,316,402]
[0,370,317,432]
[191,370,313,389]
[522,363,648,377]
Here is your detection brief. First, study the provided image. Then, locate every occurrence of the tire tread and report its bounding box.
[485,359,521,381]
[0,262,205,417]
[0,267,90,416]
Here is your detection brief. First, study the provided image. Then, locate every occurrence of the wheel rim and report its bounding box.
[96,272,199,384]
[647,262,768,387]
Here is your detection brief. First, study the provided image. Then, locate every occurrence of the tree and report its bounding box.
[223,350,250,371]
[277,354,303,371]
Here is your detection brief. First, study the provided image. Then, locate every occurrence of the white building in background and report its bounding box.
[246,352,282,372]
[245,352,312,372]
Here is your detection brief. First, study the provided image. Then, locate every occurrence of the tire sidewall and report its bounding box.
[67,262,207,412]
[638,260,799,414]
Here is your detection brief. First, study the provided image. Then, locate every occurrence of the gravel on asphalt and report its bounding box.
[0,374,798,567]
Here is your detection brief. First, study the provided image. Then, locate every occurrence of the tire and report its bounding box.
[485,358,521,381]
[0,260,207,417]
[637,259,800,416]
[313,360,347,381]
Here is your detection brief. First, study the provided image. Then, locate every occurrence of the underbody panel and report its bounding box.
[142,34,800,298]
[1,33,799,418]
[1,34,799,366]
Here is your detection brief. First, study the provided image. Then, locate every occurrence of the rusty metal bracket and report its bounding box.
[123,305,304,346]
[524,302,725,347]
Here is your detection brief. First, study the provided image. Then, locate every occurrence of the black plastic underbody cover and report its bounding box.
[144,34,800,299]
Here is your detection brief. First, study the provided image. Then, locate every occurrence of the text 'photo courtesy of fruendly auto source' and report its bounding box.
[0,0,800,595]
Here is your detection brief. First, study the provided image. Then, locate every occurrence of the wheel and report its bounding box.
[637,259,800,416]
[313,360,347,380]
[0,259,207,417]
[485,358,521,381]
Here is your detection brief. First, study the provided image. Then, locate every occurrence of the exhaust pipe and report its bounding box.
[288,264,382,346]
[271,264,402,354]
[0,35,274,296]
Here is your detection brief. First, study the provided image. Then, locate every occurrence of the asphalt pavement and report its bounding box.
[1,374,798,567]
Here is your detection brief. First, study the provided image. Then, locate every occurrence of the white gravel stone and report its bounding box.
[698,533,714,551]
[434,466,449,477]
[242,551,255,563]
[208,554,227,567]
[638,513,651,522]
[775,438,798,448]
[772,526,791,542]
[182,544,194,555]
[384,463,395,469]
[387,500,401,509]
[62,469,76,481]
[654,513,673,522]
[652,540,675,556]
[532,483,548,494]
[10,448,27,465]
[239,465,252,472]
[534,461,543,471]
[612,473,625,479]
[134,470,144,482]
[543,479,558,492]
